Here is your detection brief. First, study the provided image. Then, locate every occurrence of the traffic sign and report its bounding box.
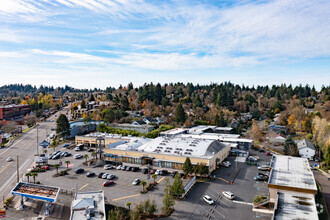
[39,140,50,148]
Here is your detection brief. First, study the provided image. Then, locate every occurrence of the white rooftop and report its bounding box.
[71,191,105,220]
[181,134,253,143]
[137,136,228,159]
[269,155,317,192]
[273,192,318,220]
[215,127,233,131]
[106,137,151,151]
[81,132,126,139]
[160,128,188,135]
[186,126,217,134]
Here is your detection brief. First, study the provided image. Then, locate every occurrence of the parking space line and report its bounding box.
[0,162,12,174]
[232,200,253,206]
[157,176,165,183]
[79,183,88,190]
[112,193,141,202]
[215,177,230,184]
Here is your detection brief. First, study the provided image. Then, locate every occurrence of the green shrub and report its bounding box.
[253,195,267,204]
[4,196,13,208]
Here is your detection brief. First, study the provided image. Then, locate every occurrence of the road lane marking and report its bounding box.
[157,176,165,183]
[0,162,12,174]
[112,194,141,201]
[79,184,88,190]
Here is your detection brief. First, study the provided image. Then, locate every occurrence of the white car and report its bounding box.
[248,156,258,162]
[104,165,113,170]
[74,147,80,151]
[7,157,13,162]
[116,165,122,170]
[258,165,271,171]
[74,154,83,159]
[155,170,161,175]
[203,195,215,205]
[132,179,141,185]
[222,191,235,200]
[107,174,115,180]
[223,161,231,167]
[102,173,108,179]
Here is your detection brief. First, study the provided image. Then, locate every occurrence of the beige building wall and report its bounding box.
[75,136,127,146]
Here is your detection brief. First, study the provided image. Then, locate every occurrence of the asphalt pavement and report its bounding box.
[0,112,59,200]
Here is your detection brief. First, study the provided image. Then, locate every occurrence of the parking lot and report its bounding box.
[32,145,189,211]
[168,150,273,220]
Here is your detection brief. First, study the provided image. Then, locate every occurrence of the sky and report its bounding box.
[0,0,329,90]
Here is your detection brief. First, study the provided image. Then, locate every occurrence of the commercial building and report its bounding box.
[108,123,155,133]
[70,191,105,220]
[75,132,130,146]
[103,135,231,173]
[268,155,317,203]
[272,191,318,220]
[69,121,101,138]
[0,104,31,125]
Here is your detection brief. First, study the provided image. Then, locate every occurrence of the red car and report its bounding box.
[41,166,49,170]
[103,180,114,187]
[149,169,156,174]
[266,152,271,156]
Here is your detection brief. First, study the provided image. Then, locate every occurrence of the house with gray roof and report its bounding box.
[295,139,316,160]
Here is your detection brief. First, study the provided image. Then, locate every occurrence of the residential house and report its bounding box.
[295,139,316,160]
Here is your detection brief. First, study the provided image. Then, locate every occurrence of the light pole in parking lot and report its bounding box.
[36,124,39,156]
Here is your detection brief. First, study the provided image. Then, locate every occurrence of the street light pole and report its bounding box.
[36,124,39,156]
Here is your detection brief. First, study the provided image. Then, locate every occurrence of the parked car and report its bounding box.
[258,165,271,171]
[7,157,13,162]
[222,191,235,200]
[121,165,127,170]
[254,175,268,181]
[116,165,122,170]
[104,165,113,170]
[126,166,131,171]
[41,166,49,170]
[222,161,231,167]
[74,154,83,159]
[160,170,168,176]
[103,180,114,186]
[98,172,105,178]
[63,152,72,157]
[132,179,141,185]
[203,195,215,205]
[102,173,108,179]
[86,172,95,177]
[52,154,61,160]
[171,171,178,178]
[142,168,149,174]
[155,170,161,175]
[150,169,156,174]
[107,174,116,180]
[74,168,84,174]
[131,167,139,172]
[266,152,271,156]
[74,147,80,151]
[259,149,265,153]
[248,156,258,162]
[87,148,94,152]
[62,144,69,148]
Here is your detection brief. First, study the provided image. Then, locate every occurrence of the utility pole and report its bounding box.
[16,155,19,183]
[37,124,39,156]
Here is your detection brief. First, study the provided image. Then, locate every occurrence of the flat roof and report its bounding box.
[160,128,187,135]
[215,127,233,131]
[77,132,128,139]
[181,134,253,143]
[186,126,216,134]
[110,123,154,128]
[106,137,151,151]
[11,182,59,202]
[268,155,317,192]
[137,136,228,159]
[71,191,105,220]
[273,192,318,220]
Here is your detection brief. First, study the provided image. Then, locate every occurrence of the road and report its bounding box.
[0,113,59,200]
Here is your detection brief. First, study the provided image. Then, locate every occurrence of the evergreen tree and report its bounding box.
[162,178,174,214]
[182,157,193,176]
[120,96,129,110]
[154,83,163,105]
[283,135,299,156]
[218,110,227,127]
[193,94,202,109]
[174,103,186,123]
[171,173,185,198]
[56,114,70,138]
[89,94,95,101]
[81,99,86,108]
[162,97,169,107]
